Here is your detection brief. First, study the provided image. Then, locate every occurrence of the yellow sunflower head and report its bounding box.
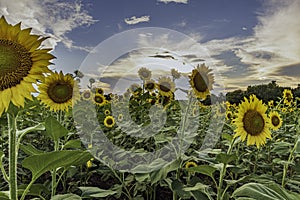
[283,89,293,106]
[157,77,175,97]
[104,109,111,115]
[138,67,152,80]
[233,95,271,148]
[38,71,79,112]
[93,94,106,106]
[171,68,181,79]
[189,64,214,100]
[81,89,93,101]
[185,161,197,169]
[269,111,282,131]
[144,79,156,92]
[0,16,55,116]
[104,116,115,128]
[95,87,104,95]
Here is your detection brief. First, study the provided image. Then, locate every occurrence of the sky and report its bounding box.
[1,0,300,94]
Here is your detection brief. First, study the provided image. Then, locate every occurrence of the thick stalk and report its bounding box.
[8,112,18,200]
[51,140,59,197]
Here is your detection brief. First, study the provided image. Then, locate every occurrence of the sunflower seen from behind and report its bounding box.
[0,16,55,116]
[269,111,282,131]
[38,71,79,112]
[233,95,271,148]
[189,64,214,100]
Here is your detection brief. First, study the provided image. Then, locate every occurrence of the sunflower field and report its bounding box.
[1,16,300,200]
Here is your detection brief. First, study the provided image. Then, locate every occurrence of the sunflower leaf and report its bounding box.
[44,116,68,142]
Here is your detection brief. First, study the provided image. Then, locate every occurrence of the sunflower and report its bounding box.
[144,79,156,92]
[104,116,115,128]
[189,64,214,100]
[104,109,110,115]
[0,16,54,116]
[171,68,181,79]
[269,111,282,131]
[81,89,93,101]
[138,67,152,80]
[185,161,197,169]
[283,89,293,106]
[268,100,274,107]
[38,71,79,112]
[157,77,175,97]
[95,87,104,95]
[233,95,271,148]
[93,94,106,106]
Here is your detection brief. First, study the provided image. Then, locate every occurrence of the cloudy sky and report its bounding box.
[1,0,300,94]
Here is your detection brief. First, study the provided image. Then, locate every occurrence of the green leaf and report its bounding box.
[44,116,68,141]
[0,151,4,168]
[19,184,50,196]
[171,180,192,199]
[22,150,92,182]
[232,182,300,200]
[51,194,81,200]
[216,153,237,164]
[0,191,9,200]
[19,144,44,156]
[79,187,117,198]
[185,165,217,179]
[63,139,82,149]
[183,183,208,191]
[295,136,300,153]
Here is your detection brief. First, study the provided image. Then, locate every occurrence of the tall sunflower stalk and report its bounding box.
[0,16,54,199]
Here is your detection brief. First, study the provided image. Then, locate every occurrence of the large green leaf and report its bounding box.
[79,187,117,198]
[216,153,237,164]
[185,165,217,180]
[19,144,44,156]
[232,182,300,200]
[51,193,81,200]
[22,150,92,181]
[0,191,9,200]
[44,116,68,141]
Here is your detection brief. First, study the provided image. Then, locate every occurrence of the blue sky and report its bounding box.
[1,0,300,94]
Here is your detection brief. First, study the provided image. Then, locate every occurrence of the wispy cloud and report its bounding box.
[0,0,97,51]
[158,0,189,4]
[124,15,150,25]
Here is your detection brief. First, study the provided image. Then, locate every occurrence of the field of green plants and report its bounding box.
[1,16,300,200]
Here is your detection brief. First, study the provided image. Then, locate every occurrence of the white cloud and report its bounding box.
[0,0,97,51]
[158,0,188,4]
[124,15,150,25]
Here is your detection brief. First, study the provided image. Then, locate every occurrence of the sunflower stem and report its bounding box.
[8,112,18,200]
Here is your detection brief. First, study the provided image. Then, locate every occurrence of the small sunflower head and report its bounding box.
[93,94,106,106]
[269,111,282,131]
[104,116,115,128]
[95,87,104,95]
[81,90,93,101]
[104,109,111,115]
[157,77,175,97]
[283,89,293,106]
[138,67,152,80]
[189,64,214,100]
[144,79,156,91]
[185,161,197,169]
[268,100,274,107]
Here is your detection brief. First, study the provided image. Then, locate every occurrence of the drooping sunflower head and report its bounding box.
[185,161,197,169]
[104,116,115,128]
[0,16,54,116]
[81,89,93,101]
[283,89,293,106]
[38,71,79,112]
[269,111,282,131]
[233,95,271,148]
[189,64,214,100]
[144,79,156,92]
[93,94,106,106]
[157,77,175,97]
[138,67,152,80]
[171,68,181,79]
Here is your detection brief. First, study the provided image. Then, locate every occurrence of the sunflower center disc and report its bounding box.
[271,116,280,126]
[106,118,113,125]
[193,71,208,92]
[95,96,104,103]
[160,82,171,92]
[0,39,32,91]
[48,82,73,103]
[146,82,155,90]
[243,110,265,136]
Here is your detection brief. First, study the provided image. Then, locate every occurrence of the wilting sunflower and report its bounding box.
[0,16,54,116]
[81,89,93,101]
[185,161,197,169]
[233,95,271,148]
[104,116,115,128]
[38,71,79,112]
[157,77,175,97]
[283,89,293,106]
[189,64,214,100]
[138,67,152,80]
[144,79,156,92]
[269,111,282,131]
[93,94,106,106]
